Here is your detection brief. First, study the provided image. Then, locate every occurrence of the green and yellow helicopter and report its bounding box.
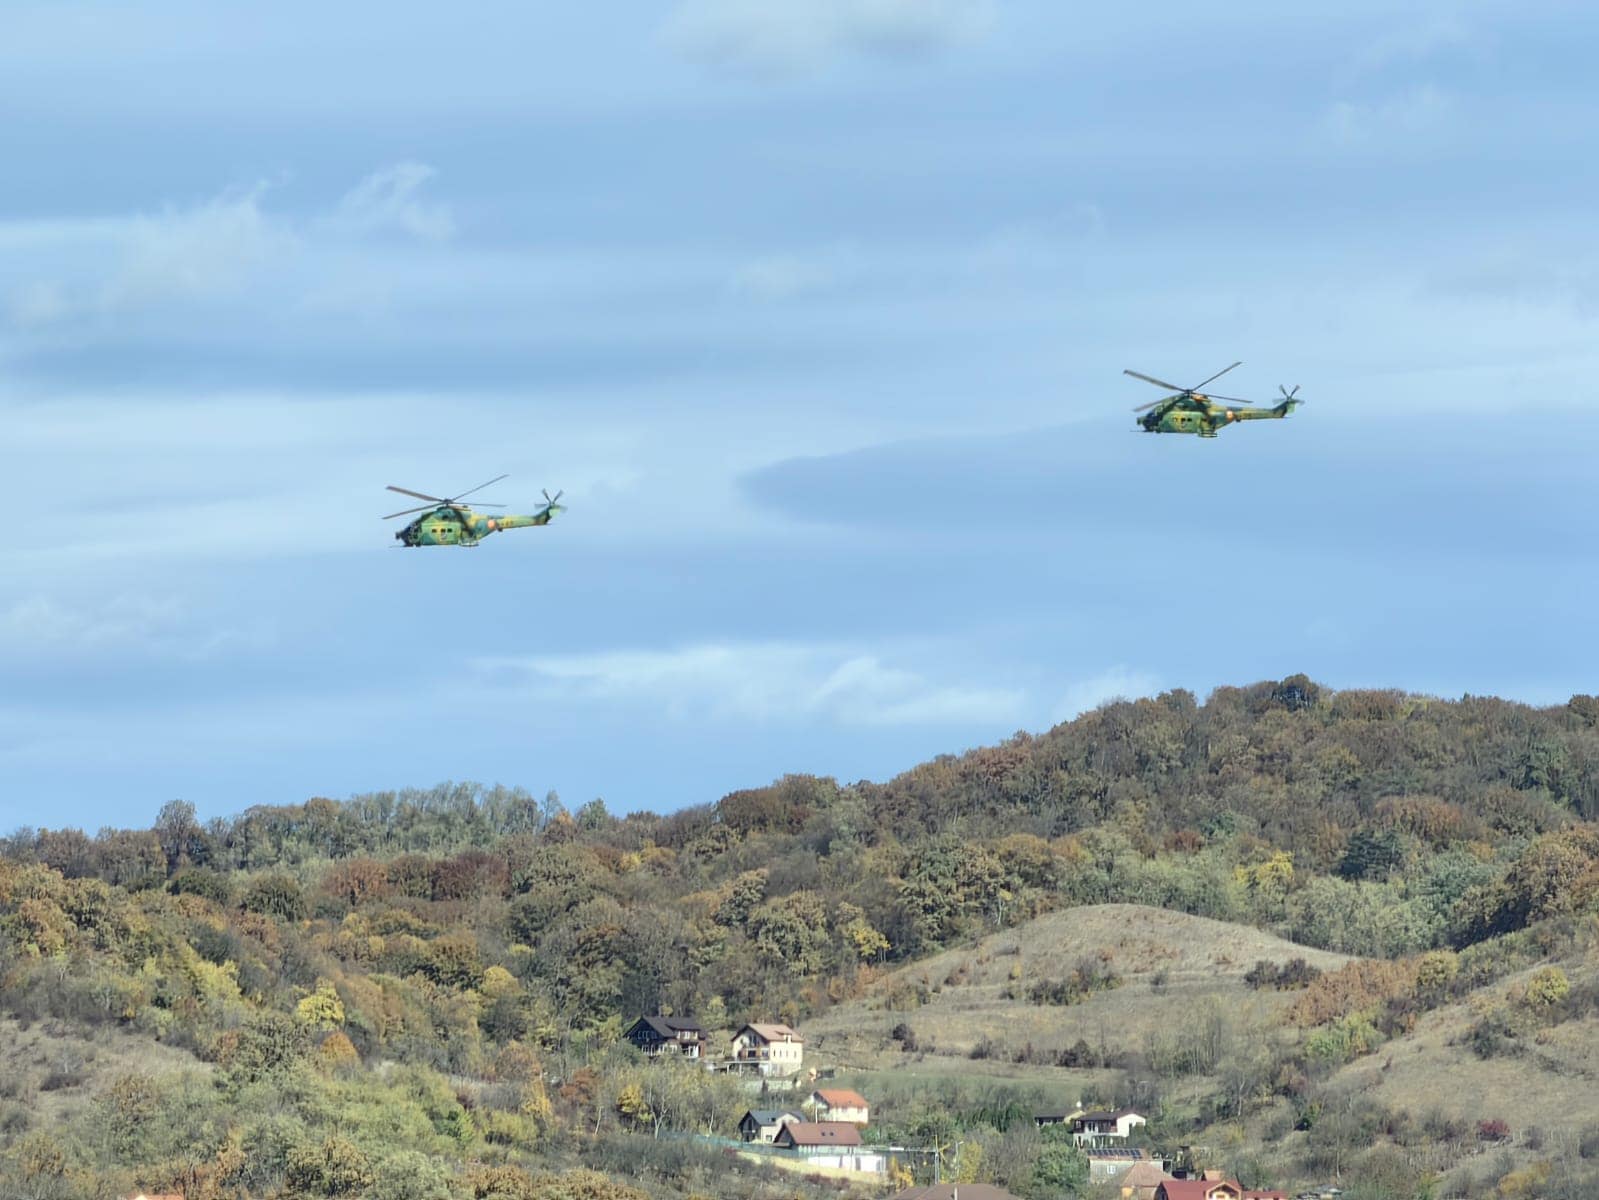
[1126,362,1303,437]
[384,475,564,547]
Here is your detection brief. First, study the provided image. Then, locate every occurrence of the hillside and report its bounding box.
[808,904,1352,1064]
[5,677,1599,1200]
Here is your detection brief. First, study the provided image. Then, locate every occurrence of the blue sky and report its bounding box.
[4,1,1598,830]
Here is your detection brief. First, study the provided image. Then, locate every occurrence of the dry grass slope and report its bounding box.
[809,904,1351,1066]
[0,1014,208,1127]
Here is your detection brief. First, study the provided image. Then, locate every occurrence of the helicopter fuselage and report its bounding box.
[1140,397,1299,437]
[396,506,556,547]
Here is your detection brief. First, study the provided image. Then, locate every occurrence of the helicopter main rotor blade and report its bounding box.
[383,503,438,520]
[1123,369,1188,391]
[387,485,449,503]
[1189,361,1242,392]
[449,473,509,503]
[1202,393,1251,403]
[1132,398,1173,413]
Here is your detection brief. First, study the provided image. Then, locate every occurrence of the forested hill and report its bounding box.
[4,678,1599,1200]
[8,678,1599,1019]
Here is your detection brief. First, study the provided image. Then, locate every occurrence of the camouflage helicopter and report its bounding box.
[383,475,564,547]
[1125,361,1302,437]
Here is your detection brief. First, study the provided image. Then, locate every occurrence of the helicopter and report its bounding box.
[383,475,564,547]
[1125,362,1303,437]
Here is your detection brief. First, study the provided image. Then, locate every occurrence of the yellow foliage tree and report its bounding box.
[1523,966,1569,1009]
[887,1157,914,1192]
[614,1082,651,1127]
[480,964,519,1000]
[295,979,346,1030]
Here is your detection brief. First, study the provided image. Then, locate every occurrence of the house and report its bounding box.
[805,1087,869,1124]
[774,1121,884,1174]
[625,1015,707,1059]
[1071,1108,1147,1146]
[738,1108,805,1143]
[890,1187,1025,1200]
[728,1022,804,1076]
[1087,1148,1150,1183]
[1116,1160,1174,1200]
[1155,1181,1242,1200]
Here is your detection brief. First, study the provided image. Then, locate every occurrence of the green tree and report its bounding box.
[241,872,306,921]
[1029,1136,1089,1199]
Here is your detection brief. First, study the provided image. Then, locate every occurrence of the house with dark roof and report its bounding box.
[738,1107,805,1143]
[805,1087,869,1124]
[625,1015,708,1059]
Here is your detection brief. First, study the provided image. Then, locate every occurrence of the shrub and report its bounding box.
[1477,1117,1511,1143]
[1524,966,1570,1009]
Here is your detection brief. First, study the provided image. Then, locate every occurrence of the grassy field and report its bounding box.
[807,904,1351,1070]
[0,1014,207,1128]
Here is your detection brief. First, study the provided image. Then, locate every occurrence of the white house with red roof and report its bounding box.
[805,1087,869,1124]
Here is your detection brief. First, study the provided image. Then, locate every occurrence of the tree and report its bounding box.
[295,979,346,1030]
[370,1151,455,1200]
[155,799,205,872]
[1029,1136,1089,1198]
[241,872,306,921]
[287,1136,375,1197]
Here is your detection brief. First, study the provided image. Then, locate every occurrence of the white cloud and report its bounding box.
[664,0,994,73]
[2,162,449,328]
[326,161,455,241]
[99,183,296,312]
[0,593,249,660]
[1052,666,1161,724]
[1351,16,1471,74]
[729,251,846,300]
[476,640,1026,727]
[1323,84,1453,143]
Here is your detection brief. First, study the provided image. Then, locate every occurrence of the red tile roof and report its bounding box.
[1156,1182,1241,1200]
[813,1088,869,1108]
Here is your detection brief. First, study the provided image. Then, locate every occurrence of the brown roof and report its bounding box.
[890,1187,1024,1200]
[777,1121,862,1148]
[813,1088,869,1108]
[740,1022,802,1043]
[1156,1183,1242,1200]
[1120,1162,1173,1189]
